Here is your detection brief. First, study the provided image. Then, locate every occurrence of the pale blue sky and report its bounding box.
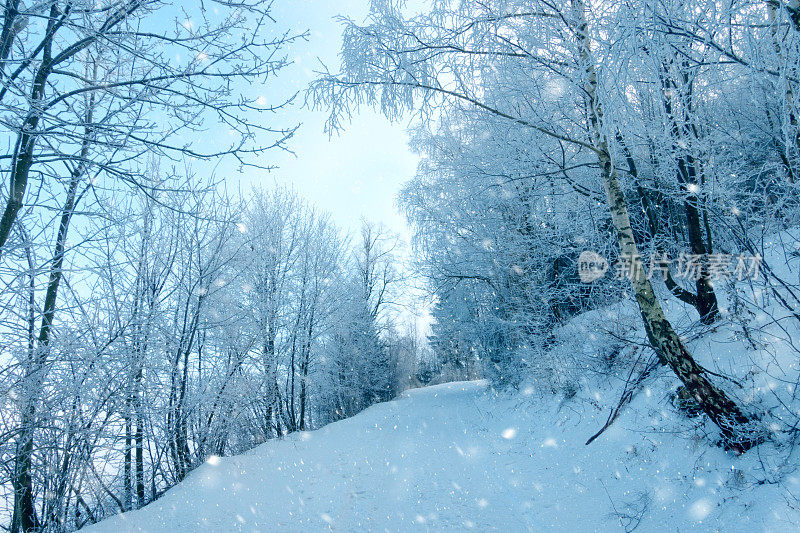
[250,0,431,331]
[241,0,420,242]
[142,0,426,330]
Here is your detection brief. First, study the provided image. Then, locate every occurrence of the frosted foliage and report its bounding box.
[6,0,800,530]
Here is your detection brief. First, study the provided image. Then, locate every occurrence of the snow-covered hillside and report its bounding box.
[85,376,799,532]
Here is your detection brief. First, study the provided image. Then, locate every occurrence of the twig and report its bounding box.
[586,348,660,445]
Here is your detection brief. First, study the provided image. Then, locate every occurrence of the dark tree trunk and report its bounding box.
[659,62,719,324]
[0,4,62,262]
[572,0,760,452]
[12,166,81,533]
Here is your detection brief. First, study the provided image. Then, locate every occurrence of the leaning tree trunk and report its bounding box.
[598,150,759,452]
[571,0,760,452]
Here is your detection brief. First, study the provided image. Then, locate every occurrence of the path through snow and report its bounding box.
[86,380,798,532]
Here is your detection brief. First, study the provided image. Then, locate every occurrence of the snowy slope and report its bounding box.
[85,377,799,532]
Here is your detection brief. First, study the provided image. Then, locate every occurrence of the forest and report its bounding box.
[2,0,800,531]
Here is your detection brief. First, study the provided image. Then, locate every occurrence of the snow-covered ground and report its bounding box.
[86,375,800,532]
[85,230,800,531]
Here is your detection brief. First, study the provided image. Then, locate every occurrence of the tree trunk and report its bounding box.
[299,310,314,431]
[768,0,800,181]
[124,403,132,510]
[572,0,760,452]
[618,132,699,307]
[0,4,61,262]
[12,169,81,533]
[681,170,719,324]
[135,390,145,508]
[660,63,719,324]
